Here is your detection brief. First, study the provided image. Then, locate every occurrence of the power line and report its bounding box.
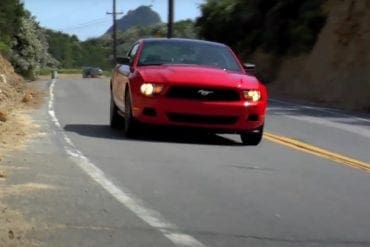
[59,21,111,32]
[58,18,110,31]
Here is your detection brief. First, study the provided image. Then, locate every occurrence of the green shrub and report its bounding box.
[103,70,112,77]
[58,68,81,74]
[0,41,10,56]
[36,68,52,75]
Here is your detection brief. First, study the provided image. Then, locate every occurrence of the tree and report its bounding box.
[45,30,83,68]
[10,13,58,79]
[0,0,25,55]
[196,0,326,57]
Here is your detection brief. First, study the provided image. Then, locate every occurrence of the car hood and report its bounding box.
[137,65,260,89]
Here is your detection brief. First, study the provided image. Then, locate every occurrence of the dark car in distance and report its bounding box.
[82,67,103,78]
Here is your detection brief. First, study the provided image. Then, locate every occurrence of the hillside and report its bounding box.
[0,54,42,162]
[270,0,370,112]
[196,0,369,113]
[0,55,25,112]
[106,6,161,34]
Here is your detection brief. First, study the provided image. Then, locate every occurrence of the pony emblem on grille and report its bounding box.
[197,89,214,96]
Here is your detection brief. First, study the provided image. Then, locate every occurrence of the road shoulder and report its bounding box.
[1,79,173,246]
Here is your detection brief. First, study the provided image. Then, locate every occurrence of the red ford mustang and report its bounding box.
[110,38,267,145]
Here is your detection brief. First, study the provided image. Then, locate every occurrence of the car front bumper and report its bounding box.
[131,94,266,133]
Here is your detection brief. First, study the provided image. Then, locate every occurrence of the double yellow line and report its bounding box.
[264,132,370,172]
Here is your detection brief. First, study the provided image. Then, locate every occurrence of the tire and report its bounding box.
[110,93,123,129]
[240,125,264,146]
[123,89,138,137]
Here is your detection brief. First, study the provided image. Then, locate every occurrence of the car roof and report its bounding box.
[140,38,227,48]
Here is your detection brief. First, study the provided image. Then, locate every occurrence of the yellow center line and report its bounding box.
[264,132,370,172]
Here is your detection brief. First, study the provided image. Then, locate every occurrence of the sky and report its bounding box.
[23,0,205,41]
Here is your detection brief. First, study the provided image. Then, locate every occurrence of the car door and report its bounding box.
[112,43,140,111]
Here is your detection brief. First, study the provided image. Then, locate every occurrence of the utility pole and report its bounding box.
[167,0,174,38]
[107,0,123,64]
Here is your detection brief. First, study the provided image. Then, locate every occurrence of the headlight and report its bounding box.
[140,83,164,96]
[243,90,261,102]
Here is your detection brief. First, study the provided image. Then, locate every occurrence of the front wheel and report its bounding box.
[123,90,138,138]
[110,93,123,129]
[240,125,264,146]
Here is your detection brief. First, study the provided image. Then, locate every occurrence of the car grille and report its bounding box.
[167,113,238,125]
[166,86,240,101]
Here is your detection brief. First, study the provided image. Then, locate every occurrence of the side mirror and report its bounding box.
[243,63,256,71]
[118,64,130,75]
[116,57,130,65]
[243,63,269,84]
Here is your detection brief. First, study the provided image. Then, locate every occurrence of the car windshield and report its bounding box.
[138,40,243,73]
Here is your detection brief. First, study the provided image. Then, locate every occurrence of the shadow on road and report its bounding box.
[64,124,124,140]
[63,124,241,146]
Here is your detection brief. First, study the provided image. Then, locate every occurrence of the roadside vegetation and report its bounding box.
[3,0,326,79]
[2,0,326,78]
[196,0,326,57]
[0,0,58,80]
[195,0,327,84]
[1,0,369,112]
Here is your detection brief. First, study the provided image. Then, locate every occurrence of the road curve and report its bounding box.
[48,77,370,246]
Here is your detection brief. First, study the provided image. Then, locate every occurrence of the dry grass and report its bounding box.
[0,110,7,122]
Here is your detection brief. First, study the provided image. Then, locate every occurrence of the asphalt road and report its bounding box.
[9,77,370,246]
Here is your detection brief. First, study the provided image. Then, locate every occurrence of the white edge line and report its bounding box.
[48,79,205,247]
[269,98,370,123]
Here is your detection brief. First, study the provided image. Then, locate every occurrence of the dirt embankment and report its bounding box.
[1,52,44,169]
[267,0,370,112]
[1,54,45,246]
[0,55,25,115]
[0,54,43,159]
